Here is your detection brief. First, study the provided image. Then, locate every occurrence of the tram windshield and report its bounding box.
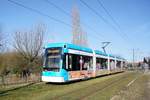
[43,48,62,72]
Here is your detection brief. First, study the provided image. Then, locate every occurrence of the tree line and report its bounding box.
[0,24,45,84]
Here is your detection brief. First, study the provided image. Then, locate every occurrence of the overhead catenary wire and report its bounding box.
[97,0,131,42]
[7,0,71,27]
[79,0,118,32]
[45,0,106,40]
[97,0,122,31]
[7,0,103,44]
[80,0,132,47]
[44,0,70,16]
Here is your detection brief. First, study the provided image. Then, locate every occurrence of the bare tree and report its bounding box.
[13,24,45,78]
[0,25,5,53]
[72,6,88,47]
[0,25,9,85]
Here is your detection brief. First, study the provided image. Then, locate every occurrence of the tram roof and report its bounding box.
[95,50,126,60]
[116,56,126,61]
[45,43,93,53]
[95,50,117,58]
[94,50,108,56]
[45,43,125,60]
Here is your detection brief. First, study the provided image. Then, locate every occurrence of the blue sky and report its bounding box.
[0,0,150,61]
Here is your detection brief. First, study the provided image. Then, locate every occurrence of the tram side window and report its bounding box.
[101,59,108,69]
[65,54,80,71]
[96,58,101,70]
[72,54,80,71]
[110,60,115,70]
[96,58,108,69]
[89,56,93,70]
[68,54,72,70]
[116,61,121,68]
[62,54,66,70]
[83,56,93,70]
[64,54,93,71]
[123,62,125,68]
[64,54,73,71]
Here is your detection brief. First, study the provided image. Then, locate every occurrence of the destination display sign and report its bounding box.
[47,48,62,54]
[47,49,60,53]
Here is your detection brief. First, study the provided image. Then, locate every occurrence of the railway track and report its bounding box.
[0,72,139,100]
[50,72,137,100]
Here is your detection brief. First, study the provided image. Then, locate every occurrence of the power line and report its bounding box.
[80,0,118,32]
[97,0,121,31]
[8,0,104,44]
[7,0,71,27]
[97,0,131,42]
[44,0,106,40]
[45,0,103,37]
[44,0,70,16]
[80,0,132,46]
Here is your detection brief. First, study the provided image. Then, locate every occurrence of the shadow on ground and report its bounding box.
[0,83,34,97]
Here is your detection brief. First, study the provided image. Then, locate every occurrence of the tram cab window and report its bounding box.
[43,48,62,72]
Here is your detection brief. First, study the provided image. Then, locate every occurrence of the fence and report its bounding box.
[0,73,41,85]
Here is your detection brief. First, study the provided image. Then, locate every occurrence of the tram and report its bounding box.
[42,43,125,83]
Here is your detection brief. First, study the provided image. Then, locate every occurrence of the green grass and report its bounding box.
[111,72,150,100]
[0,72,140,100]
